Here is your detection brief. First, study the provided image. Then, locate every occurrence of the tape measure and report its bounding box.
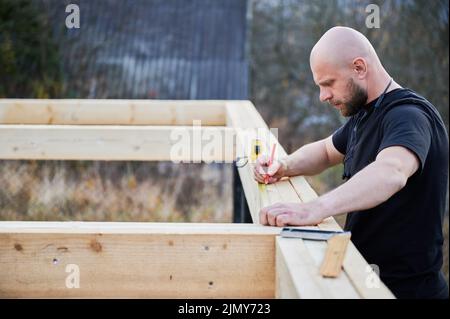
[251,139,263,162]
[251,139,270,210]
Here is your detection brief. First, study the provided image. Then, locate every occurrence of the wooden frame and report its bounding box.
[0,99,395,298]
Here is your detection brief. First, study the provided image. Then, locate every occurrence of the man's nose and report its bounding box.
[319,88,332,103]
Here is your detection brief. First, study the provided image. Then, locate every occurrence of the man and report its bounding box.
[253,26,449,299]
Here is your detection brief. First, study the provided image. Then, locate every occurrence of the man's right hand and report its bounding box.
[253,154,287,184]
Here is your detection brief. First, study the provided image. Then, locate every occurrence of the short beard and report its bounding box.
[340,79,368,117]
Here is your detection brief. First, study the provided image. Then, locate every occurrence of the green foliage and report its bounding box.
[0,0,62,98]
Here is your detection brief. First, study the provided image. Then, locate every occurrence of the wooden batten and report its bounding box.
[0,125,235,162]
[0,222,277,298]
[0,99,226,126]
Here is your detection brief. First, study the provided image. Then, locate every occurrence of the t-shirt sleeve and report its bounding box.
[332,119,353,155]
[378,105,432,171]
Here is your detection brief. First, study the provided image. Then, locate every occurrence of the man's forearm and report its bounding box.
[283,139,332,177]
[316,159,408,219]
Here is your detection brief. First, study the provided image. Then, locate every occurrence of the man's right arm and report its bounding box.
[284,135,344,176]
[253,135,344,183]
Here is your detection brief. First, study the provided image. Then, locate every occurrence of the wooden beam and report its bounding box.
[226,101,280,221]
[0,125,235,162]
[0,222,277,298]
[276,237,331,298]
[0,221,282,235]
[0,99,226,126]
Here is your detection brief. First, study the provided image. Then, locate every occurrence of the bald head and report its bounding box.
[309,26,394,117]
[310,26,380,70]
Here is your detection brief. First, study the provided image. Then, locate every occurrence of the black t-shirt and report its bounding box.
[332,88,449,299]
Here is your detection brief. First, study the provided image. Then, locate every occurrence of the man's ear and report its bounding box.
[352,57,368,79]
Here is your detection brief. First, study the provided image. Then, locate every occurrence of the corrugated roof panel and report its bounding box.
[40,0,248,99]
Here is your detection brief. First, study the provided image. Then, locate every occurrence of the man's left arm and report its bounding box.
[260,146,420,226]
[260,104,434,226]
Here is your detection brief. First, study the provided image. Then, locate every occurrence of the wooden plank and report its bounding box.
[275,237,329,298]
[319,233,351,278]
[226,102,260,220]
[289,176,318,202]
[0,125,235,162]
[302,240,360,299]
[0,222,276,298]
[226,101,285,221]
[0,99,226,126]
[0,221,282,235]
[275,240,300,298]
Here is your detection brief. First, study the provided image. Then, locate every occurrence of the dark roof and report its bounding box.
[42,0,249,99]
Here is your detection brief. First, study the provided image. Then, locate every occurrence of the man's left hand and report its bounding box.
[259,201,326,226]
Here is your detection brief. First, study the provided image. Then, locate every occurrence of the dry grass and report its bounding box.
[0,161,232,223]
